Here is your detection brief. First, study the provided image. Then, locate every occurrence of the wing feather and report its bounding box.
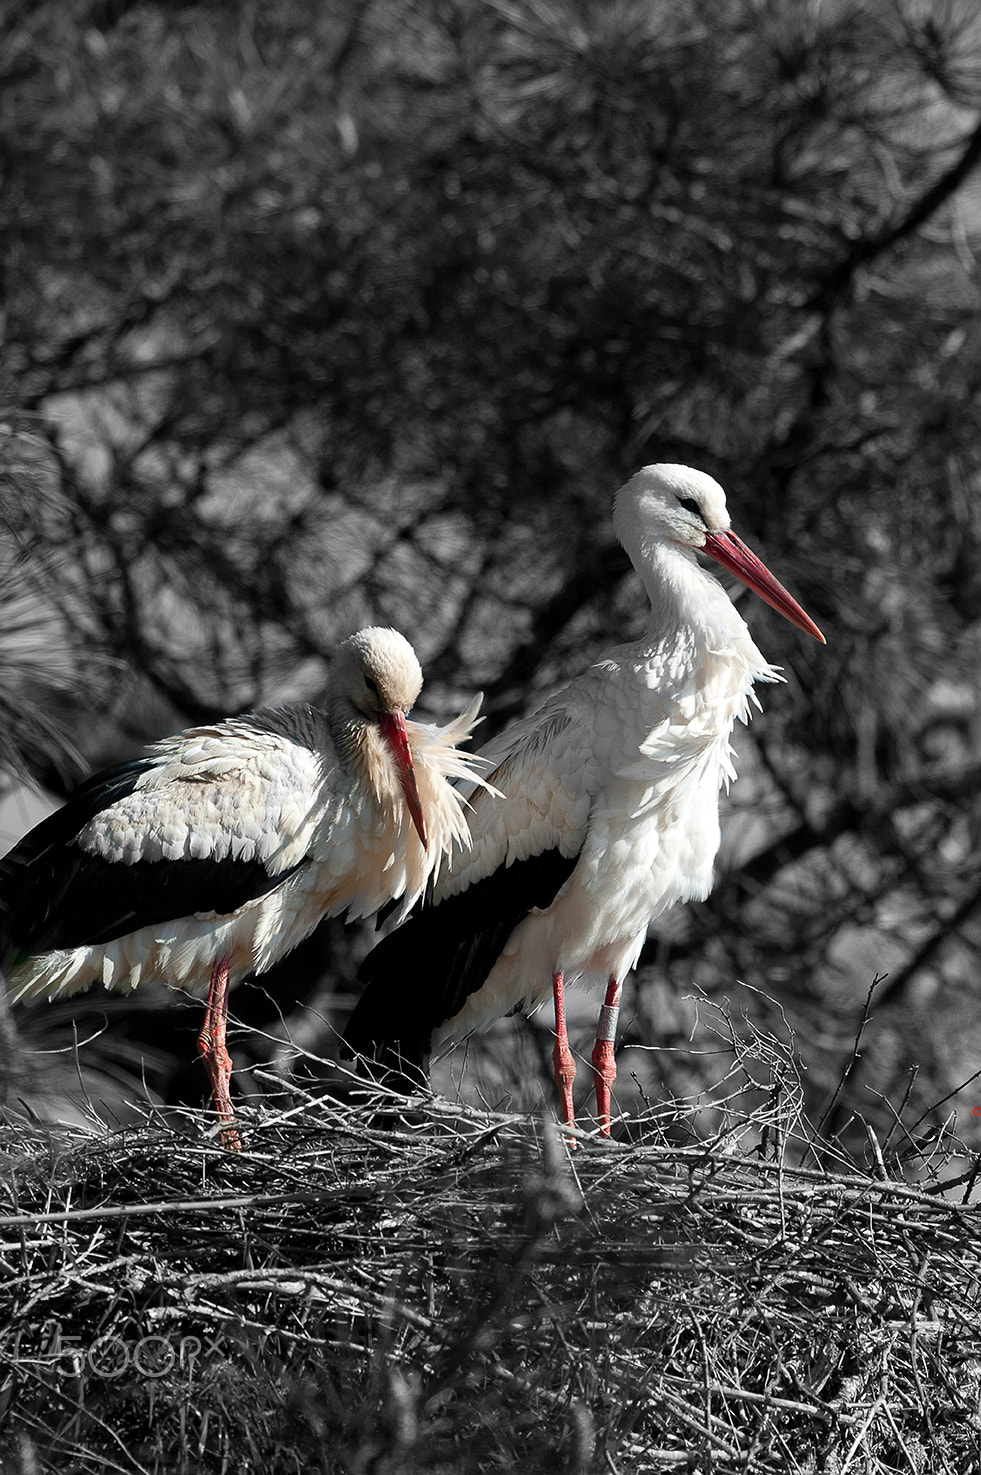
[344,847,578,1086]
[78,712,336,875]
[0,709,340,963]
[433,692,600,902]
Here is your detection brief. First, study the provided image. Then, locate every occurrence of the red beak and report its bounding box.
[702,529,825,644]
[379,710,428,849]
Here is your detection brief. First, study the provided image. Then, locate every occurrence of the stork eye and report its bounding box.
[364,677,379,696]
[678,496,703,518]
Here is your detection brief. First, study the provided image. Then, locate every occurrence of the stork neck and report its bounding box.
[329,710,368,777]
[327,699,401,818]
[635,538,748,651]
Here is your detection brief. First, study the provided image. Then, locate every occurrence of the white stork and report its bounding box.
[344,466,825,1137]
[1,627,491,1148]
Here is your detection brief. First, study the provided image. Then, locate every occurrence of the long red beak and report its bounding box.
[379,710,428,849]
[702,529,825,644]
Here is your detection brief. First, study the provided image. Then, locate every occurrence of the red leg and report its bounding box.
[197,957,241,1152]
[591,974,622,1136]
[551,970,577,1135]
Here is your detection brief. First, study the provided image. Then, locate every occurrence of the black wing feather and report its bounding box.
[343,847,578,1088]
[0,756,305,963]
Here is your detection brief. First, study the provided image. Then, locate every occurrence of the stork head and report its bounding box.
[614,464,732,553]
[338,627,425,720]
[614,464,825,643]
[333,627,429,847]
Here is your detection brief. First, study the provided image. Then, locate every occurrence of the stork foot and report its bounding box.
[198,957,242,1152]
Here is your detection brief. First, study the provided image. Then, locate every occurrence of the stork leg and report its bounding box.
[590,974,622,1136]
[198,957,242,1152]
[551,970,578,1135]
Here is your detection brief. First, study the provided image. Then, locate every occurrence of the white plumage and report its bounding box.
[345,467,824,1135]
[1,626,491,1146]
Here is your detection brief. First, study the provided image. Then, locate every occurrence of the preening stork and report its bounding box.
[1,627,491,1148]
[344,466,825,1136]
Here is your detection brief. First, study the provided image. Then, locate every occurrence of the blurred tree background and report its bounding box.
[3,0,981,1159]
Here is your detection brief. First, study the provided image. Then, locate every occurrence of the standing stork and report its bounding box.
[344,467,825,1136]
[1,627,491,1148]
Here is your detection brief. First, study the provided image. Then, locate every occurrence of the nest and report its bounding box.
[1,1070,981,1475]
